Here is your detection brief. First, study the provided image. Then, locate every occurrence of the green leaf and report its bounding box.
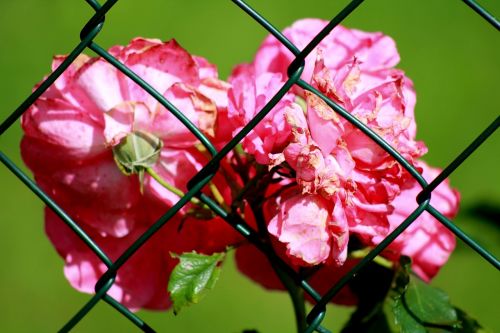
[388,262,459,332]
[404,277,458,326]
[167,251,225,315]
[392,296,427,333]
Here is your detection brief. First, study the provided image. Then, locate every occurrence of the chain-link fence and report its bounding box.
[0,0,498,332]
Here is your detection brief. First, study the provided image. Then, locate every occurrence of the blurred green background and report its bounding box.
[0,0,499,332]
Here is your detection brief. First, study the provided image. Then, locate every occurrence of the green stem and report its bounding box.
[350,248,394,269]
[274,266,307,333]
[208,182,229,211]
[146,167,203,207]
[291,283,307,333]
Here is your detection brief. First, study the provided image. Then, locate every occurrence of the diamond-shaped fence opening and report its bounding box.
[0,0,498,332]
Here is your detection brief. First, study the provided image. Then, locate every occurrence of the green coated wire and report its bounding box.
[59,277,115,333]
[427,205,500,270]
[232,0,301,55]
[315,323,331,333]
[288,0,365,76]
[85,0,101,11]
[462,0,500,30]
[198,189,329,333]
[187,0,308,190]
[79,0,118,40]
[301,279,322,303]
[417,116,499,203]
[103,295,155,333]
[304,310,327,333]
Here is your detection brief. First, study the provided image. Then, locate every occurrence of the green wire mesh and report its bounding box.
[0,0,499,332]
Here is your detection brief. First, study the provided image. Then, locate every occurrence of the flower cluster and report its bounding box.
[21,19,459,311]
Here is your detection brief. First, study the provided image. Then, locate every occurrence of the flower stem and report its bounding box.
[208,182,229,211]
[146,167,203,207]
[274,266,307,333]
[350,248,394,269]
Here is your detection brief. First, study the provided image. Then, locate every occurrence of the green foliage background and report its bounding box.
[0,1,498,332]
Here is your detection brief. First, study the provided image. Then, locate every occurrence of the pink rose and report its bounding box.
[230,19,457,281]
[21,38,241,311]
[21,37,228,237]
